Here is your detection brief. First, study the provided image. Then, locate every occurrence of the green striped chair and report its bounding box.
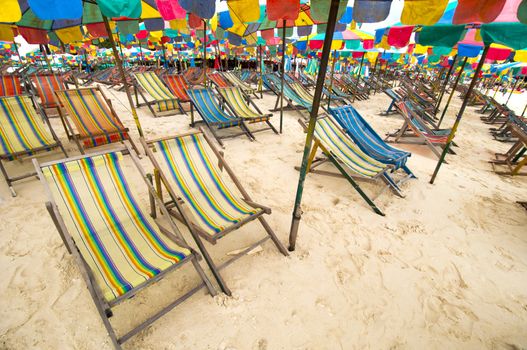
[35,146,216,349]
[302,116,404,216]
[0,94,67,196]
[142,129,288,295]
[134,71,183,117]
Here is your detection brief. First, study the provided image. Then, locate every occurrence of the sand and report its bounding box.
[0,80,526,350]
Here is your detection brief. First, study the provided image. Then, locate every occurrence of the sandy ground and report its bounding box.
[0,78,526,350]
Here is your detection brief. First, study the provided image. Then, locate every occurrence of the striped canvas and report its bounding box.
[209,73,231,88]
[222,72,255,94]
[314,118,386,178]
[42,152,190,302]
[0,75,23,97]
[31,74,65,108]
[290,82,314,102]
[0,95,56,158]
[218,87,269,123]
[154,134,259,236]
[265,74,312,110]
[187,88,240,127]
[135,72,177,112]
[55,88,128,149]
[162,74,190,102]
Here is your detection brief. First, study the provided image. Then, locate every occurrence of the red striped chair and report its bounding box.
[0,75,23,97]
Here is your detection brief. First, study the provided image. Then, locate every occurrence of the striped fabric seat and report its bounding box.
[290,82,314,102]
[187,88,240,127]
[330,105,411,170]
[55,88,128,148]
[31,74,65,108]
[222,72,255,94]
[153,134,260,236]
[162,74,190,102]
[0,95,56,159]
[135,72,177,112]
[42,152,190,302]
[218,87,269,123]
[208,73,231,88]
[315,118,387,178]
[264,74,312,110]
[398,101,448,143]
[0,75,23,97]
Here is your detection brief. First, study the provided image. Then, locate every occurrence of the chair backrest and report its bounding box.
[223,72,251,90]
[135,72,175,101]
[0,75,23,97]
[31,74,65,108]
[151,133,257,236]
[162,74,190,101]
[40,151,190,302]
[0,95,56,158]
[55,88,127,147]
[218,87,260,119]
[208,73,231,88]
[314,117,386,178]
[187,88,236,124]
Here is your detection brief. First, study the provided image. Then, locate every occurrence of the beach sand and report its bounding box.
[0,81,526,349]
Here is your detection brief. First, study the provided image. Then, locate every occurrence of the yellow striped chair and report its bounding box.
[0,94,66,196]
[134,71,183,117]
[35,147,216,349]
[142,130,288,295]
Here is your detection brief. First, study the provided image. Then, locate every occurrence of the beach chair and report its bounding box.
[221,71,259,99]
[161,74,191,114]
[142,130,288,295]
[0,95,67,196]
[0,75,24,97]
[133,71,182,117]
[385,101,449,159]
[187,87,253,146]
[29,73,69,117]
[330,105,415,180]
[35,146,216,349]
[217,86,278,135]
[490,114,527,176]
[300,116,402,216]
[54,87,139,155]
[263,74,313,117]
[383,88,404,115]
[208,72,232,89]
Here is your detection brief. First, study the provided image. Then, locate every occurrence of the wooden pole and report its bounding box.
[279,21,286,134]
[358,52,365,77]
[327,50,337,108]
[102,15,144,137]
[437,56,468,129]
[430,46,489,184]
[288,0,341,251]
[203,20,208,86]
[434,54,458,113]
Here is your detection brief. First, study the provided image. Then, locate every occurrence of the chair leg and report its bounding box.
[257,216,289,256]
[0,160,16,197]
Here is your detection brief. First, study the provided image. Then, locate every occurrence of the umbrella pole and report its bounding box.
[430,46,489,184]
[138,41,144,66]
[434,54,457,114]
[357,53,365,77]
[13,40,22,65]
[279,20,286,134]
[505,76,520,105]
[161,42,167,69]
[102,15,144,137]
[327,50,337,109]
[258,44,263,97]
[288,0,342,251]
[203,20,207,86]
[215,39,223,71]
[437,56,468,129]
[522,103,526,117]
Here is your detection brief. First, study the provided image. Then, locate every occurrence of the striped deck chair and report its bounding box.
[134,71,182,117]
[142,130,288,295]
[302,116,401,215]
[221,72,258,99]
[35,148,216,349]
[217,87,278,135]
[385,101,449,159]
[0,75,23,97]
[263,74,313,116]
[162,74,190,103]
[187,88,252,146]
[54,87,139,155]
[186,67,206,86]
[30,74,67,116]
[0,95,67,196]
[330,105,415,179]
[208,72,231,89]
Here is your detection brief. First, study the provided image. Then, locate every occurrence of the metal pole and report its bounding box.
[430,46,489,184]
[258,44,263,95]
[288,0,341,251]
[203,20,207,86]
[279,20,286,134]
[437,56,468,129]
[505,76,520,105]
[435,54,458,113]
[102,15,144,137]
[327,50,337,109]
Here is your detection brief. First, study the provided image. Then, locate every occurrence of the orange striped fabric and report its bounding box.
[0,75,23,97]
